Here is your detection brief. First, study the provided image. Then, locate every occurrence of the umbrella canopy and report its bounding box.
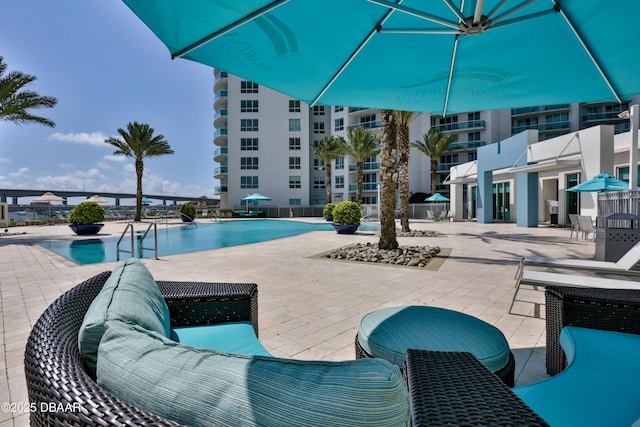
[122,1,640,114]
[567,173,631,193]
[242,193,273,202]
[83,195,108,204]
[425,193,450,202]
[141,196,153,205]
[33,192,64,203]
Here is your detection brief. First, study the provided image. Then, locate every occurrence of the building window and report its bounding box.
[289,100,301,112]
[334,106,344,113]
[468,131,481,141]
[289,199,301,206]
[289,118,301,132]
[335,157,344,170]
[314,159,325,171]
[240,100,259,112]
[313,122,325,134]
[241,119,259,132]
[289,176,301,189]
[468,152,477,161]
[240,81,258,93]
[289,157,301,170]
[240,138,259,150]
[313,177,325,189]
[240,176,259,189]
[240,157,259,170]
[289,137,301,150]
[468,112,480,121]
[313,106,325,115]
[334,118,344,132]
[335,175,344,189]
[313,198,326,206]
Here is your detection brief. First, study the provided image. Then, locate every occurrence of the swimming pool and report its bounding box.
[41,219,380,265]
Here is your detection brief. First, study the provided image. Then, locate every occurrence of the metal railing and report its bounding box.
[116,222,159,261]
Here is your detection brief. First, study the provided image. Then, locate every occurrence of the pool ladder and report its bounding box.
[116,222,159,261]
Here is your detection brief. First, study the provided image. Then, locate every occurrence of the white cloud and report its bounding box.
[47,131,110,147]
[103,154,127,162]
[0,158,10,164]
[96,161,113,170]
[9,167,29,178]
[58,163,74,169]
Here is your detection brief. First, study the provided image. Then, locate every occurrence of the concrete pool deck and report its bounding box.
[0,218,597,426]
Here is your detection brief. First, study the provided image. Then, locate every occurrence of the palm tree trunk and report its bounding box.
[398,125,411,232]
[356,162,364,205]
[325,163,332,203]
[378,109,398,250]
[431,160,438,194]
[135,160,144,222]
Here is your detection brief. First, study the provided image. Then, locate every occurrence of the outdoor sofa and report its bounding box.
[24,259,546,426]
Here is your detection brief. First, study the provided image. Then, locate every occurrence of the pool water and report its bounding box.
[41,219,380,265]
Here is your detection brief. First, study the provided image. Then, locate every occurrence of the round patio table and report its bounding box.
[356,306,515,387]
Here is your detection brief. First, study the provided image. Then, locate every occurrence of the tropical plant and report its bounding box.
[331,200,361,225]
[378,109,398,250]
[396,111,418,232]
[411,128,455,194]
[105,122,174,222]
[68,202,105,225]
[344,126,380,204]
[0,56,57,127]
[323,202,335,217]
[311,136,345,203]
[179,202,196,220]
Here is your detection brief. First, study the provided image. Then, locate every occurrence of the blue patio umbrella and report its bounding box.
[121,1,640,115]
[425,193,450,202]
[566,173,632,193]
[242,193,272,213]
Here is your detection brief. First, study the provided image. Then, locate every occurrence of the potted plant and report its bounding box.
[68,202,105,235]
[323,203,335,222]
[331,201,361,234]
[179,202,196,222]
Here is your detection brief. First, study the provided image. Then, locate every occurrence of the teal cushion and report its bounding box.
[358,306,510,372]
[78,258,170,375]
[173,321,272,357]
[514,326,640,427]
[97,321,410,427]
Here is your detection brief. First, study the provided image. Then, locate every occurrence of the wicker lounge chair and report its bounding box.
[25,272,547,426]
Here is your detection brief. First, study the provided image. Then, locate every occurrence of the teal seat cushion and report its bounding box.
[514,326,640,427]
[78,258,170,375]
[97,321,410,427]
[173,321,272,357]
[358,306,510,372]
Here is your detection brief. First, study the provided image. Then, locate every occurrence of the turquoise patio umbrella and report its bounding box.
[566,173,632,193]
[121,1,640,115]
[242,193,272,213]
[425,193,450,202]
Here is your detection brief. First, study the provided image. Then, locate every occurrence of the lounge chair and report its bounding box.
[426,210,435,221]
[577,215,596,240]
[568,213,579,240]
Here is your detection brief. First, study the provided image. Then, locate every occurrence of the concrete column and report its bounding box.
[517,172,539,227]
[477,170,493,224]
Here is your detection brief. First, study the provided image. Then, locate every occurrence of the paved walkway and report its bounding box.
[0,218,596,426]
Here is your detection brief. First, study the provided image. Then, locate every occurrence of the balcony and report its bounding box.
[214,166,228,178]
[214,90,228,110]
[349,120,381,130]
[348,162,379,172]
[214,185,228,194]
[214,127,228,146]
[213,147,228,161]
[349,183,379,191]
[582,112,626,122]
[214,109,228,128]
[511,104,570,116]
[348,107,371,113]
[450,140,486,150]
[511,121,570,134]
[434,120,485,132]
[214,71,228,92]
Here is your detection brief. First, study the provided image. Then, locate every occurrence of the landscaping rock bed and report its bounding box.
[396,229,439,238]
[325,243,441,268]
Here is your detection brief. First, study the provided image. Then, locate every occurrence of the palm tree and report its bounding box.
[396,111,418,232]
[344,125,380,205]
[105,122,174,221]
[311,135,345,203]
[378,109,398,250]
[0,56,57,127]
[411,128,455,194]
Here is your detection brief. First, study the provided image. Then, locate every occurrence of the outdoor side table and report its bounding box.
[405,350,548,427]
[356,306,515,387]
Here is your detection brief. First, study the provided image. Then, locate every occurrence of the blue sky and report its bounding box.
[0,1,217,204]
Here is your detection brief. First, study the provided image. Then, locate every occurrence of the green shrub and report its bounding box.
[68,202,105,224]
[332,201,361,225]
[179,202,196,219]
[323,203,335,216]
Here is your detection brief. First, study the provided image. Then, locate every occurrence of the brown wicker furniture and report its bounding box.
[26,272,544,426]
[405,350,548,427]
[545,285,640,375]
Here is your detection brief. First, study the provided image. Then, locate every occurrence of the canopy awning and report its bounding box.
[508,159,581,174]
